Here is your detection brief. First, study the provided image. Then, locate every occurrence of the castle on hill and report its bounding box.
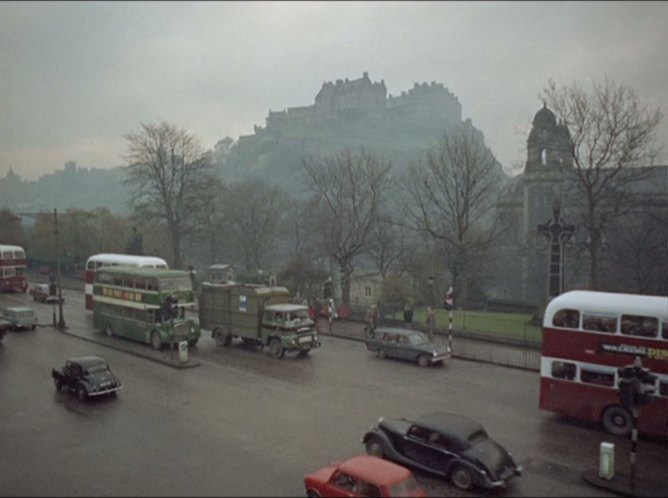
[238,72,467,150]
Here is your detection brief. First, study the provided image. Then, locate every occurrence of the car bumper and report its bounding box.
[430,352,452,363]
[480,465,523,488]
[88,385,123,397]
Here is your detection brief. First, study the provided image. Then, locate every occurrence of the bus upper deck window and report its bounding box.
[663,321,668,340]
[582,313,617,333]
[553,309,579,329]
[621,315,658,338]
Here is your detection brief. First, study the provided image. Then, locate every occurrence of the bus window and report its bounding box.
[660,381,668,398]
[553,309,580,329]
[580,368,615,387]
[582,313,617,333]
[621,315,658,338]
[661,320,668,340]
[551,360,576,380]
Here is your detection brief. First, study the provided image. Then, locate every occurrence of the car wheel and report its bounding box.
[77,385,88,402]
[269,338,285,359]
[150,330,162,350]
[417,354,430,367]
[298,349,310,357]
[450,464,474,490]
[306,490,321,498]
[54,378,62,391]
[603,405,632,437]
[365,437,384,458]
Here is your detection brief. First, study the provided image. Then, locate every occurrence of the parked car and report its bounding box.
[52,355,123,401]
[365,327,450,367]
[0,306,37,330]
[29,283,64,304]
[304,455,426,498]
[362,412,522,491]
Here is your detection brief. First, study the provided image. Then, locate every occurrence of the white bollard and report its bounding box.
[599,442,615,480]
[178,341,189,363]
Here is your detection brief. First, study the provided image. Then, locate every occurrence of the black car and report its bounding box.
[52,355,123,401]
[362,412,522,491]
[366,327,451,367]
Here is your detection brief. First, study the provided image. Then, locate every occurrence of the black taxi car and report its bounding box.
[52,356,123,401]
[362,412,522,491]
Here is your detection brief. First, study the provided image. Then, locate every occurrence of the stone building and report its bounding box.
[494,103,667,305]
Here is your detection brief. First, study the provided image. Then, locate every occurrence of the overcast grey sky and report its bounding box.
[1,1,666,181]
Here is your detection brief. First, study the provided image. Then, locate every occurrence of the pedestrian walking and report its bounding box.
[425,306,436,341]
[327,298,337,333]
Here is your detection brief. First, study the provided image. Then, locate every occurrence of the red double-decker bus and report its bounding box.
[540,290,668,439]
[0,244,28,293]
[84,253,168,310]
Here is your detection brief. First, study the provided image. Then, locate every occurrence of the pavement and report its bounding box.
[316,317,541,371]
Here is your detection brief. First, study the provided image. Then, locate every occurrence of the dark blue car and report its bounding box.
[365,327,450,367]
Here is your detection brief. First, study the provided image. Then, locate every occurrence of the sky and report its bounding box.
[1,1,667,181]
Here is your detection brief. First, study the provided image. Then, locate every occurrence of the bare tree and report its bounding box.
[404,128,503,308]
[364,214,416,280]
[223,179,289,274]
[302,149,392,306]
[123,121,213,268]
[542,78,663,289]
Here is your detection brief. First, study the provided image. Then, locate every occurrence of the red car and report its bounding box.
[304,455,426,497]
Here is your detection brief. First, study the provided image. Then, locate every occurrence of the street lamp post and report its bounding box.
[53,208,66,330]
[18,209,66,330]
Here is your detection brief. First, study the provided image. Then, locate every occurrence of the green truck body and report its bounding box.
[198,282,320,358]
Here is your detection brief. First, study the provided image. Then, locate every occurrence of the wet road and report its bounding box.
[1,289,666,497]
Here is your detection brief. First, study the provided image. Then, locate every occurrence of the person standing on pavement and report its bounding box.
[365,304,379,337]
[425,306,436,341]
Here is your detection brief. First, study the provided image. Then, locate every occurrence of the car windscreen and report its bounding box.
[468,429,489,445]
[85,363,109,374]
[408,333,429,345]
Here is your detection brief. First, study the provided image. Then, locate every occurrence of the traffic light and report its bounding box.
[617,363,658,408]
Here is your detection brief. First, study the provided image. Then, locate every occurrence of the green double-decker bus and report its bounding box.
[92,267,200,350]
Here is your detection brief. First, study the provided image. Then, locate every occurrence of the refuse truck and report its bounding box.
[198,282,320,358]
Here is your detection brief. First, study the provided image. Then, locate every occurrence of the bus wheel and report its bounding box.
[150,330,162,350]
[603,405,632,436]
[269,339,285,359]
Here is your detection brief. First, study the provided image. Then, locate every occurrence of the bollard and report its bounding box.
[599,442,615,480]
[178,341,188,363]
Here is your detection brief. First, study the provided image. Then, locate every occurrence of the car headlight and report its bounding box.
[433,351,437,357]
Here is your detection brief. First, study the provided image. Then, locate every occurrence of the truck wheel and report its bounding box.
[214,328,231,347]
[77,385,88,401]
[150,330,162,350]
[269,338,285,359]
